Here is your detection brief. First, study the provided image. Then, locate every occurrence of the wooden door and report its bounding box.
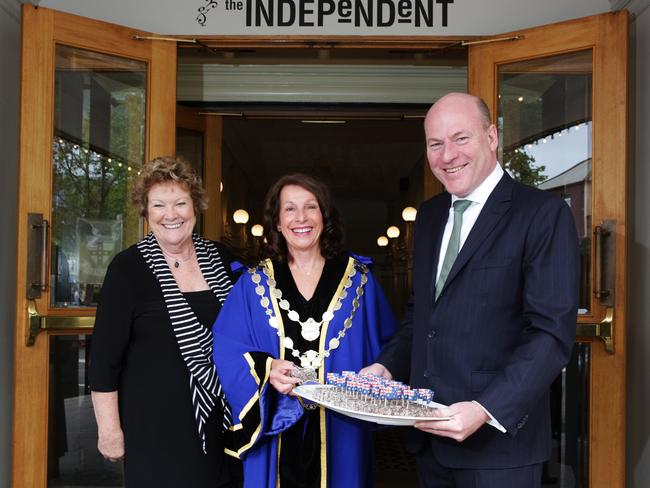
[13,5,176,487]
[469,11,628,488]
[176,105,224,240]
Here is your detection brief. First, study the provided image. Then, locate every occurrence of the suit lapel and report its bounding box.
[439,173,514,296]
[421,194,451,301]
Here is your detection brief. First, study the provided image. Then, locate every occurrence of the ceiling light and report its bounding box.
[301,120,346,124]
[386,226,400,239]
[402,207,417,222]
[233,209,249,224]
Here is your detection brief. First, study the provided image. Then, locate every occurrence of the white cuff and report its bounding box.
[472,400,507,433]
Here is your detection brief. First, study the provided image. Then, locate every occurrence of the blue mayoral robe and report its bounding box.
[212,255,397,488]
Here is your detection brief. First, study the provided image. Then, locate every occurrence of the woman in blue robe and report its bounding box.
[212,173,397,488]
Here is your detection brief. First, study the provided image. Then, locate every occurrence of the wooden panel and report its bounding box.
[468,10,628,488]
[148,40,177,158]
[12,6,54,485]
[53,9,150,60]
[423,160,443,200]
[203,116,224,240]
[177,105,205,132]
[588,12,628,488]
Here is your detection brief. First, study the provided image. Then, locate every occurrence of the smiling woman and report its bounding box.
[212,172,398,488]
[88,156,242,487]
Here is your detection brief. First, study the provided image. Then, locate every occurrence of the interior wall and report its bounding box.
[628,2,650,487]
[0,0,21,485]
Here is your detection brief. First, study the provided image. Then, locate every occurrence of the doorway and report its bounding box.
[14,6,627,488]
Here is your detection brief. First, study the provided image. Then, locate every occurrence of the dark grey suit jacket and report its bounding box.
[378,172,579,469]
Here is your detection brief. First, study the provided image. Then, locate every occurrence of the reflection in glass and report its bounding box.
[498,50,593,313]
[48,335,124,487]
[51,45,147,308]
[544,343,590,488]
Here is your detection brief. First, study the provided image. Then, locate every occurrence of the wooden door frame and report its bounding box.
[177,105,224,240]
[468,11,628,488]
[15,6,628,487]
[13,5,176,487]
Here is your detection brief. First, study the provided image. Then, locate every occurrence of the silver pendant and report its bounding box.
[300,318,321,341]
[300,350,321,369]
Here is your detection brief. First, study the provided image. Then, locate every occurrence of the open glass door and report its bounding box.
[469,11,628,488]
[13,5,176,487]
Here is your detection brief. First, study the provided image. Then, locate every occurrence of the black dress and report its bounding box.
[89,244,240,488]
[273,254,348,488]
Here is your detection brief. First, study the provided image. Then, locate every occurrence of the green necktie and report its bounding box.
[435,199,472,300]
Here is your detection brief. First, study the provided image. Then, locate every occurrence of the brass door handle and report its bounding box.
[576,307,614,353]
[593,220,616,306]
[27,300,95,346]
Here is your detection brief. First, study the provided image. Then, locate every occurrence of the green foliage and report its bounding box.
[503,149,547,187]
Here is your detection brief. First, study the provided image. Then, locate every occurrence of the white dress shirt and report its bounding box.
[435,162,507,433]
[435,162,504,282]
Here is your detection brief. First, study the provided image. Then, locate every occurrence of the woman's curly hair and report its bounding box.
[132,156,208,217]
[262,173,344,262]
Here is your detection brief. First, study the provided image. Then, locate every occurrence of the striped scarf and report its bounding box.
[137,232,233,452]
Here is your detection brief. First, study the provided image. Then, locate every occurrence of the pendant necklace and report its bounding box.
[249,260,369,369]
[162,247,194,268]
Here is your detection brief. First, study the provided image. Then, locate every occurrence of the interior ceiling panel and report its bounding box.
[222,115,426,200]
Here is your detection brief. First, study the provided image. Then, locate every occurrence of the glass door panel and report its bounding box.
[497,50,593,314]
[51,45,146,308]
[48,335,124,487]
[497,48,594,488]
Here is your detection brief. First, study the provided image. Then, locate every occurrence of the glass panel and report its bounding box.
[48,335,124,487]
[176,127,205,233]
[545,342,590,488]
[51,45,147,308]
[497,50,593,314]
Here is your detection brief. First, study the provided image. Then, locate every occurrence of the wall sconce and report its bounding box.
[233,209,249,224]
[377,236,389,247]
[401,206,417,222]
[251,224,264,237]
[386,226,401,239]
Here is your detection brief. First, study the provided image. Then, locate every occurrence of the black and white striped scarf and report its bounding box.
[137,232,233,452]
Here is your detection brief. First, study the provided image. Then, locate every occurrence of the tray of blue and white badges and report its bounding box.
[293,371,450,426]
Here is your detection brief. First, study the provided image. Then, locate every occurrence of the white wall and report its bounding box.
[628,2,650,487]
[0,1,20,485]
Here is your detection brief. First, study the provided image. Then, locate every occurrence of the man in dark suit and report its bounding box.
[364,93,579,487]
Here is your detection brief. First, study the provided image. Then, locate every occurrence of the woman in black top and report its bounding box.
[89,156,240,487]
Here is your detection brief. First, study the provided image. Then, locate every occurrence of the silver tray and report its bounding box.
[293,384,450,426]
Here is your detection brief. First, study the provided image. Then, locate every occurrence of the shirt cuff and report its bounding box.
[472,400,507,433]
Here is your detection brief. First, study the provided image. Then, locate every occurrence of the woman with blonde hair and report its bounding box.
[90,156,239,487]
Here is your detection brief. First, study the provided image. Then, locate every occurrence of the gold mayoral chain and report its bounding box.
[249,261,369,369]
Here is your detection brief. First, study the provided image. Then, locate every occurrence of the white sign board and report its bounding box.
[38,0,613,36]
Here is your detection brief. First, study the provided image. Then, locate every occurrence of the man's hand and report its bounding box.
[269,359,300,395]
[98,428,125,462]
[359,362,393,380]
[414,401,489,442]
